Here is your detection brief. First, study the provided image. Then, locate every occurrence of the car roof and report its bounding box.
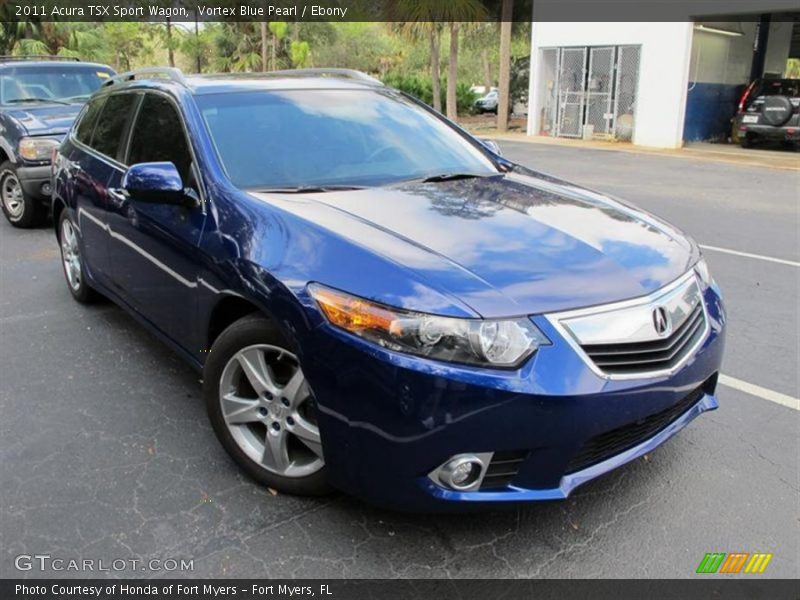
[187,75,382,95]
[98,70,387,96]
[0,60,113,70]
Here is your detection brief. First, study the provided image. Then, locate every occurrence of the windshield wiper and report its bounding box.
[418,173,491,183]
[256,185,367,193]
[5,97,70,105]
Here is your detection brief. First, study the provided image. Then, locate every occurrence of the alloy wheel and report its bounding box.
[60,218,82,291]
[1,172,24,219]
[219,344,323,478]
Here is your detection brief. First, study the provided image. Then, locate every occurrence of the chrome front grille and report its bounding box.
[582,302,706,375]
[549,271,709,379]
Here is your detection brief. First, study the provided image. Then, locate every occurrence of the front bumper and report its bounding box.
[17,163,52,201]
[301,284,726,511]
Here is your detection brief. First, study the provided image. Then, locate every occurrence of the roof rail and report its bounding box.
[0,55,81,63]
[102,67,188,88]
[264,68,384,86]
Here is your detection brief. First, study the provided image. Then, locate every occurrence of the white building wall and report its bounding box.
[527,22,695,148]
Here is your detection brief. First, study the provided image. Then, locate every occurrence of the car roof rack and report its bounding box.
[102,67,188,88]
[264,68,384,86]
[0,55,81,63]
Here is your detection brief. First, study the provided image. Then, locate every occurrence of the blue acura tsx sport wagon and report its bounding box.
[51,68,726,511]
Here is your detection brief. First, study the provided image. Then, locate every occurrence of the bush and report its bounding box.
[382,73,478,116]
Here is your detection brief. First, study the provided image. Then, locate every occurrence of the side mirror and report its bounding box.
[122,162,190,206]
[479,138,502,156]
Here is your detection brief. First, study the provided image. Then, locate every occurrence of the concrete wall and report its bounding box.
[764,20,793,76]
[527,22,695,148]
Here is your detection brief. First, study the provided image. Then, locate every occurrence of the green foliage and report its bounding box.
[268,22,288,40]
[0,20,530,115]
[290,40,311,68]
[382,73,478,115]
[12,38,49,56]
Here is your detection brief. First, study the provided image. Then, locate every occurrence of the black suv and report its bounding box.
[0,57,115,227]
[734,78,800,149]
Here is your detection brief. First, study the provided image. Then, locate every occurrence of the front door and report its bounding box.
[107,92,206,346]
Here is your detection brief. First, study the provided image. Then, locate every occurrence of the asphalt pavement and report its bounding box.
[0,142,797,579]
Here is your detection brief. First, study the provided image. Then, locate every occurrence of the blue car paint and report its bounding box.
[52,75,725,511]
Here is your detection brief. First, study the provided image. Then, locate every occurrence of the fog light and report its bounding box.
[439,455,484,490]
[41,182,52,196]
[451,461,476,486]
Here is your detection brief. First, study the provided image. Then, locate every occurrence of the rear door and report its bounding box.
[107,92,206,345]
[65,95,113,283]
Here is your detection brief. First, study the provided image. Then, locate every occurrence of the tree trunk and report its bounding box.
[446,23,459,120]
[195,16,202,73]
[166,18,175,67]
[430,28,442,113]
[497,0,514,132]
[261,22,268,72]
[271,33,277,70]
[482,49,492,91]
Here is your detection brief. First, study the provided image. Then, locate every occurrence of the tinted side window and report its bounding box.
[74,97,105,145]
[128,94,192,182]
[90,93,138,160]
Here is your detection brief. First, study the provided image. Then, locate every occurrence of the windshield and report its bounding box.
[196,89,498,189]
[0,66,114,105]
[752,79,800,99]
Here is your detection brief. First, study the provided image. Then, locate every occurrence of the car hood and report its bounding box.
[6,104,82,136]
[250,171,698,317]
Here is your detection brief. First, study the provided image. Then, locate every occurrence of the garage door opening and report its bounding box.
[684,14,800,149]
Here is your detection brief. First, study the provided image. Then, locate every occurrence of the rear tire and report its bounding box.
[0,161,45,228]
[204,314,331,496]
[58,210,98,303]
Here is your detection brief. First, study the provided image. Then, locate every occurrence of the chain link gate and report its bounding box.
[586,47,615,137]
[555,47,587,138]
[613,45,641,141]
[539,45,641,141]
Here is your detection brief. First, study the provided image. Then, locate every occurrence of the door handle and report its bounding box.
[107,188,128,209]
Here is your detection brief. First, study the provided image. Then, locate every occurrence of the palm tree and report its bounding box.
[395,1,485,117]
[269,22,288,71]
[444,2,486,120]
[497,0,514,132]
[395,21,443,112]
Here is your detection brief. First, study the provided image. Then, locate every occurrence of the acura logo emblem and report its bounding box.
[652,306,671,337]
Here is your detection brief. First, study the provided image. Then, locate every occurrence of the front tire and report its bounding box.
[204,314,330,496]
[0,161,44,228]
[58,210,98,303]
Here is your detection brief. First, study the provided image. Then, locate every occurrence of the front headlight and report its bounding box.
[695,257,713,289]
[18,137,59,162]
[309,284,549,368]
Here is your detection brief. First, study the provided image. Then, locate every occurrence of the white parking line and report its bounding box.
[700,244,800,268]
[719,374,800,411]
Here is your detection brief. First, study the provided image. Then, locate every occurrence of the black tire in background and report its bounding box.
[0,161,45,228]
